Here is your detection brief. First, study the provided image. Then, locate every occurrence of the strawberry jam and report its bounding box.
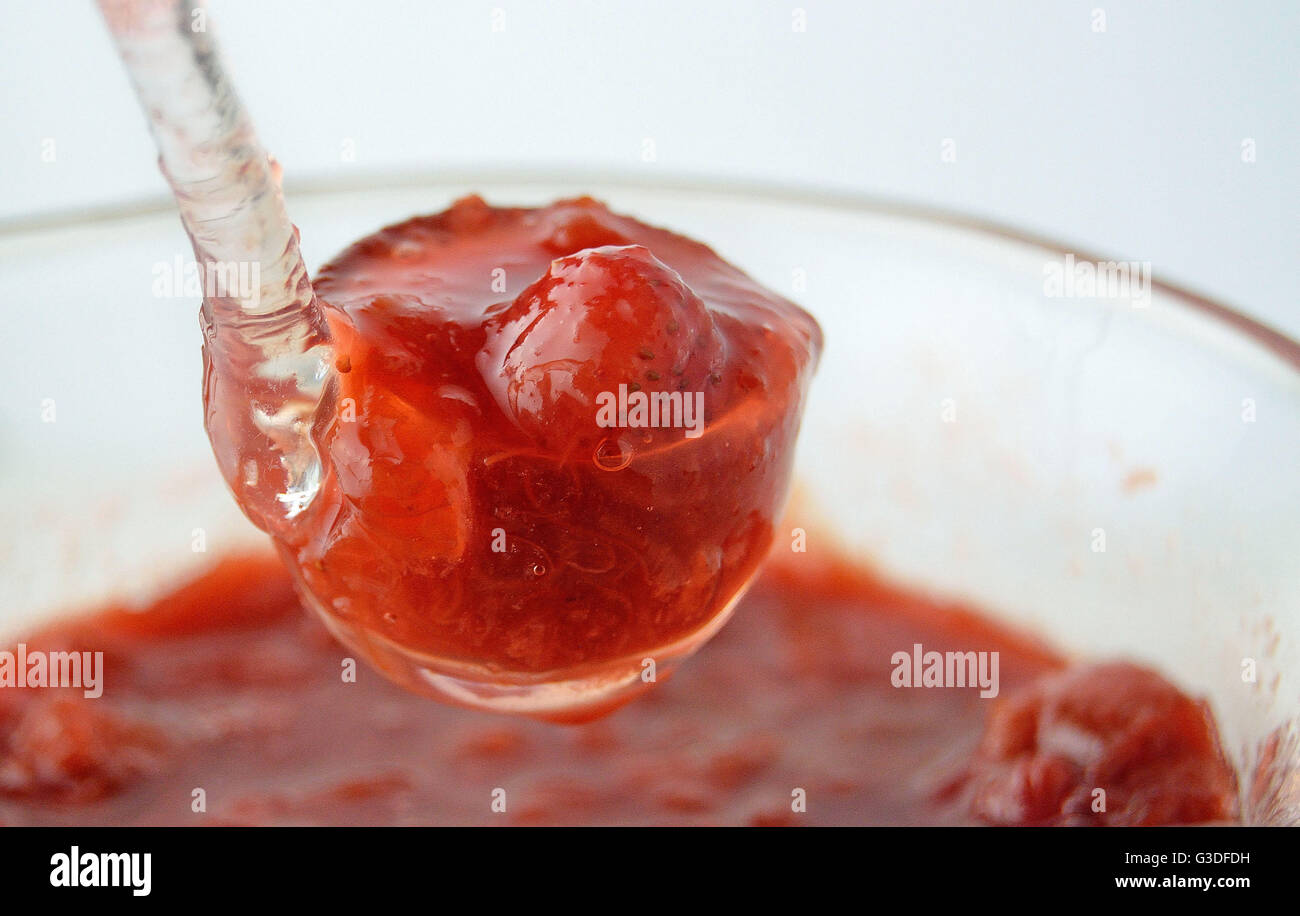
[263,197,821,715]
[0,551,1238,826]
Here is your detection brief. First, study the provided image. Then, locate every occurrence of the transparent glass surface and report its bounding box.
[1,173,1295,822]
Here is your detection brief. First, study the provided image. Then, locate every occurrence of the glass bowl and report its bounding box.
[1,172,1295,824]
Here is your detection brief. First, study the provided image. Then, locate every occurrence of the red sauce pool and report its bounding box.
[0,551,1238,826]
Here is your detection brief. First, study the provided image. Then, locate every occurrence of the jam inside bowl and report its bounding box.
[0,175,1295,825]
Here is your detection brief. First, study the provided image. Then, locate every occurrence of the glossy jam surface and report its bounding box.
[259,197,820,708]
[0,553,1237,826]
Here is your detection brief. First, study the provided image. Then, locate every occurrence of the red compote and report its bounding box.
[0,549,1238,826]
[944,662,1239,825]
[253,196,821,717]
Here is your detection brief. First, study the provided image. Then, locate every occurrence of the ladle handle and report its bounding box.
[98,0,334,538]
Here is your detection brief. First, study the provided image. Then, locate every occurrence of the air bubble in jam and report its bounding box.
[593,437,633,472]
[217,196,821,719]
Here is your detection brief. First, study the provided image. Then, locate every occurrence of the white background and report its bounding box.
[3,0,1297,334]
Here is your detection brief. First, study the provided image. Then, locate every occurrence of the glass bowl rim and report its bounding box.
[4,166,1297,375]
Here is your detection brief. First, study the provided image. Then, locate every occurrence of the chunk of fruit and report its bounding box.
[479,245,724,454]
[959,662,1238,825]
